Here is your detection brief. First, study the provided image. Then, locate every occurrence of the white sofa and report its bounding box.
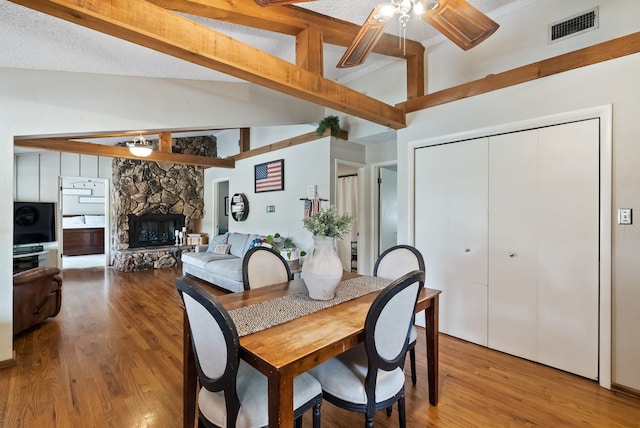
[181,232,260,293]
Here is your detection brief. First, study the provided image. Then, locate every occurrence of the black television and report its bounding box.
[13,202,56,245]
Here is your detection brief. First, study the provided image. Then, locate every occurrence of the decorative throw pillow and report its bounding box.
[213,244,230,255]
[207,232,229,253]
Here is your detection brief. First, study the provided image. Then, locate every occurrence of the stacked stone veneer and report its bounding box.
[111,136,216,272]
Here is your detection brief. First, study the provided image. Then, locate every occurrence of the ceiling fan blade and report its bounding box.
[423,0,499,50]
[254,0,316,6]
[337,6,394,68]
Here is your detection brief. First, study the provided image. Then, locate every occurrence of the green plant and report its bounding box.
[266,233,306,258]
[303,206,353,239]
[315,115,341,137]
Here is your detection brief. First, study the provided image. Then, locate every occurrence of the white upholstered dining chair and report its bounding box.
[176,276,322,428]
[242,246,292,291]
[373,245,426,386]
[308,270,425,428]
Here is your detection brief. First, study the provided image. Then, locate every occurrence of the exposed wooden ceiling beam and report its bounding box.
[158,131,172,153]
[11,0,406,129]
[232,128,347,161]
[296,27,323,75]
[14,138,235,168]
[398,32,640,113]
[239,128,251,153]
[146,0,425,60]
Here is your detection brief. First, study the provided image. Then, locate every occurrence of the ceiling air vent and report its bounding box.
[548,7,599,43]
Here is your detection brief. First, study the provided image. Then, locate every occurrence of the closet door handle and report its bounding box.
[464,248,471,253]
[508,253,516,257]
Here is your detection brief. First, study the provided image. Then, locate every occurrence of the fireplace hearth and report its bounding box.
[128,214,185,248]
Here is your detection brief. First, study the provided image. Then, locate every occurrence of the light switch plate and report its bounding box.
[618,208,632,225]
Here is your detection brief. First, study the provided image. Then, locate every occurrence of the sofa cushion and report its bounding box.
[204,258,244,282]
[227,233,250,258]
[213,244,230,255]
[207,232,229,253]
[182,252,236,270]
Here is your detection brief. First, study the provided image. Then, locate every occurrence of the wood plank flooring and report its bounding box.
[1,266,639,427]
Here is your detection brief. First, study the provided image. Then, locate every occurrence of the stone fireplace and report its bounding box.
[111,136,215,271]
[127,213,185,248]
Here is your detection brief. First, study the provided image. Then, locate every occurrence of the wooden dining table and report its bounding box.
[182,273,441,428]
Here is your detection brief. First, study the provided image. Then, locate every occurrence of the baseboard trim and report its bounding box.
[0,351,17,369]
[611,383,640,399]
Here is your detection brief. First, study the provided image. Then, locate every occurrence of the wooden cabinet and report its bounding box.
[63,227,105,256]
[415,120,599,379]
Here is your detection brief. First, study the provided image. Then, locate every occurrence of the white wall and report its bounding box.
[380,0,640,391]
[427,0,640,92]
[0,67,321,363]
[398,52,640,391]
[204,137,365,253]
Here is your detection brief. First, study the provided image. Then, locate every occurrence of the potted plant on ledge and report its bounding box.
[265,233,306,270]
[315,115,341,137]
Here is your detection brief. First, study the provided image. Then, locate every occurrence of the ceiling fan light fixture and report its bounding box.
[377,4,397,19]
[413,0,438,16]
[127,134,153,157]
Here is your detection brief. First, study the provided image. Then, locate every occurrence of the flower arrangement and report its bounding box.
[303,206,353,239]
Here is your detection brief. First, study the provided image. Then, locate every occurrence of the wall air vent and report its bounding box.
[548,7,599,44]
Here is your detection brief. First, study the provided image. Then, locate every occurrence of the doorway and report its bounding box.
[336,163,360,272]
[214,179,229,236]
[376,163,398,258]
[59,176,110,269]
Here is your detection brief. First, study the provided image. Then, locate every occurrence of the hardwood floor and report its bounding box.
[1,266,639,427]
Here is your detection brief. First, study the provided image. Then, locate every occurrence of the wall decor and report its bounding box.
[255,159,284,193]
[230,193,249,222]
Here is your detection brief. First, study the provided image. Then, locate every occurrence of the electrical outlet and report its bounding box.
[618,208,632,225]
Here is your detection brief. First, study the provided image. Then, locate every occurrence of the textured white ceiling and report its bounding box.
[0,0,532,84]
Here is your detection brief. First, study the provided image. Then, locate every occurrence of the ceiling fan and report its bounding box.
[255,0,499,68]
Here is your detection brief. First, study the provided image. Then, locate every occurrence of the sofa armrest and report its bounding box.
[194,245,209,253]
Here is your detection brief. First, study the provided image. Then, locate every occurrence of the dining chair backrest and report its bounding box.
[365,270,425,375]
[374,245,425,282]
[374,245,426,387]
[175,276,241,427]
[242,246,292,291]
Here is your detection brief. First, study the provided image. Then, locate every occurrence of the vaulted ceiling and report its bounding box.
[3,0,524,128]
[4,0,528,165]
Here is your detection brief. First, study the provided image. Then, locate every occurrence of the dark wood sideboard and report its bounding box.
[63,227,105,256]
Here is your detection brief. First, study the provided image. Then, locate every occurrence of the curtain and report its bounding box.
[336,175,358,271]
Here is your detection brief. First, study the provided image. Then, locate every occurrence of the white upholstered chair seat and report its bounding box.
[309,343,405,405]
[199,361,321,428]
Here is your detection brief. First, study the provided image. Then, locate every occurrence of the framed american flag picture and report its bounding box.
[254,159,284,193]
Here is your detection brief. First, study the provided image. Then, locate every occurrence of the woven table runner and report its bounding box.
[229,275,392,337]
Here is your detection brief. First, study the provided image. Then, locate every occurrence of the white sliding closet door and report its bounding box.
[537,120,599,379]
[415,119,599,379]
[415,138,489,346]
[488,130,539,361]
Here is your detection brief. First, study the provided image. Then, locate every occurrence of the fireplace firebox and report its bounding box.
[128,214,185,248]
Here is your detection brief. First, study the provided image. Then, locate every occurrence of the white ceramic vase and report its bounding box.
[301,236,343,300]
